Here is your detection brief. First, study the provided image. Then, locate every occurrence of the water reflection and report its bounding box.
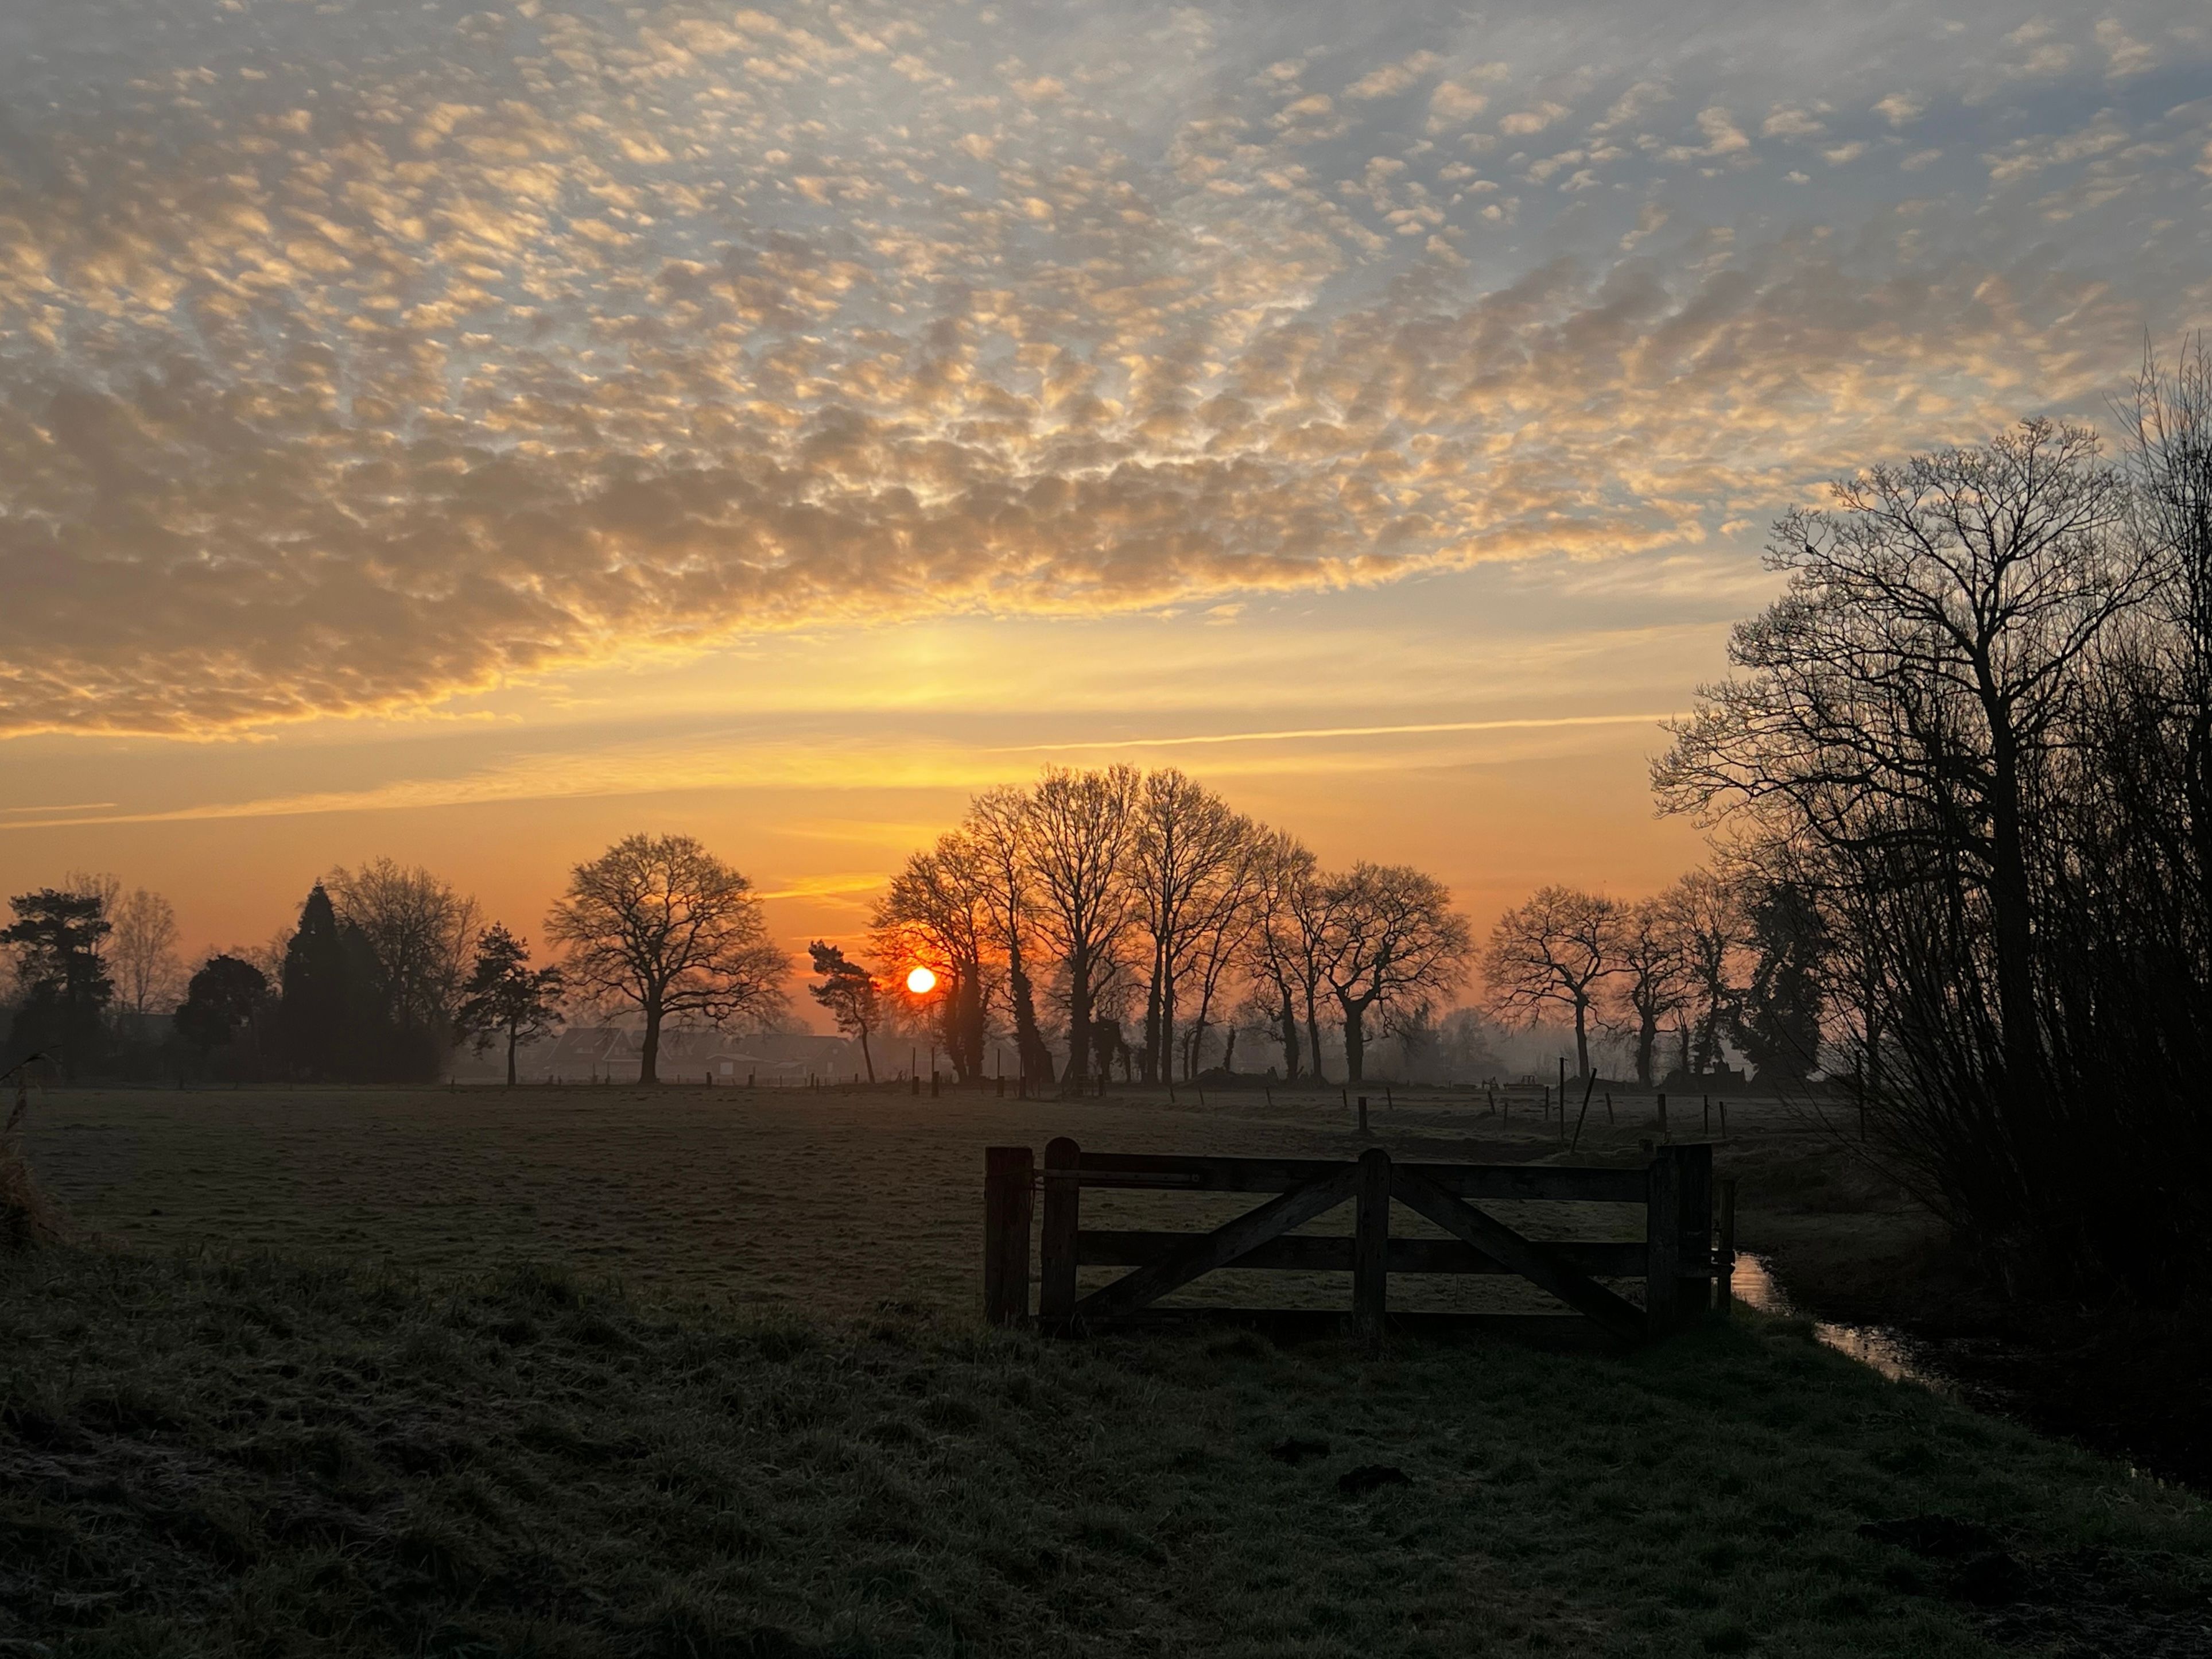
[1731,1252,1952,1391]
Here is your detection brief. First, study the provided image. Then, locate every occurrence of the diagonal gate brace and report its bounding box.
[1391,1166,1647,1343]
[1071,1164,1361,1325]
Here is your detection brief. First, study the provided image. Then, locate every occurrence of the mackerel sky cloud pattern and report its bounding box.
[1,0,2207,734]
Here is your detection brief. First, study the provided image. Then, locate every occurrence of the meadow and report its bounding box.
[5,1084,2207,1657]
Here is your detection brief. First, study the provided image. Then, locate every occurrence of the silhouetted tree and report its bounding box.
[174,955,271,1075]
[546,834,789,1085]
[964,786,1056,1091]
[1131,770,1254,1084]
[3,890,112,1080]
[807,942,880,1082]
[455,925,565,1086]
[874,835,990,1082]
[1482,886,1621,1081]
[109,888,182,1019]
[327,859,479,1079]
[1023,766,1140,1095]
[1730,879,1830,1086]
[1609,895,1694,1087]
[281,883,379,1080]
[1316,863,1473,1084]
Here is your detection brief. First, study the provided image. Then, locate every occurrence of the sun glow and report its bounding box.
[905,966,937,996]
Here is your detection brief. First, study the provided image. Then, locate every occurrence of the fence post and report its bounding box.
[1353,1146,1391,1353]
[1645,1146,1682,1337]
[983,1145,1034,1327]
[1039,1136,1082,1332]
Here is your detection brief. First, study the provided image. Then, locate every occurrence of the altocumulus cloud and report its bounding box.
[1,0,2207,735]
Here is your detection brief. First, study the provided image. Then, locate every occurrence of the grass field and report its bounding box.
[5,1084,2207,1657]
[16,1083,1866,1316]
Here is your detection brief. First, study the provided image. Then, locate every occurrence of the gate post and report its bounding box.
[983,1145,1034,1327]
[1353,1146,1392,1353]
[1645,1146,1682,1336]
[1039,1136,1082,1332]
[1679,1142,1713,1320]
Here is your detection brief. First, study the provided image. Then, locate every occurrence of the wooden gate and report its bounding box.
[983,1139,1729,1343]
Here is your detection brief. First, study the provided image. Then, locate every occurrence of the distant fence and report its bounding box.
[983,1139,1736,1344]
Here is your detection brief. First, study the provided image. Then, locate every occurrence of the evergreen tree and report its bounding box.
[280,883,356,1079]
[453,925,565,1086]
[3,890,113,1081]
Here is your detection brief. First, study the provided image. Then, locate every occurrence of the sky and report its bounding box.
[1,0,2207,994]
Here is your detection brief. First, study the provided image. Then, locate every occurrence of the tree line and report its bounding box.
[2,836,791,1087]
[824,766,1473,1092]
[1651,344,2212,1302]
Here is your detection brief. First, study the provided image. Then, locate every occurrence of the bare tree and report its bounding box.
[1658,870,1747,1077]
[109,887,183,1017]
[874,833,992,1081]
[1481,886,1622,1080]
[1023,765,1140,1094]
[964,785,1056,1090]
[327,859,480,1045]
[545,834,789,1085]
[1317,863,1473,1083]
[1609,896,1692,1088]
[1655,420,2144,1096]
[1178,823,1266,1079]
[1239,831,1321,1081]
[1130,770,1258,1083]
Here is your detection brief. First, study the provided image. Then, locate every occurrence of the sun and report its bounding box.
[905,966,937,995]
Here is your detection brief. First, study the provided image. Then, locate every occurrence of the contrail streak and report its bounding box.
[988,712,1680,753]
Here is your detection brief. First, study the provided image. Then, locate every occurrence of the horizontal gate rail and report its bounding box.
[985,1136,1718,1346]
[1074,1231,1648,1277]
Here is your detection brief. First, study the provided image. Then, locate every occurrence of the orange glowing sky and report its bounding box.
[2,0,2207,1003]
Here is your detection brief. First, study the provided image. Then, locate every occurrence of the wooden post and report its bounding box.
[1718,1098,1728,1139]
[1039,1136,1082,1332]
[1702,1094,1709,1134]
[1718,1177,1738,1314]
[1645,1146,1683,1337]
[1353,1146,1391,1353]
[983,1145,1035,1327]
[1656,1091,1667,1134]
[1679,1142,1712,1321]
[1357,1095,1369,1135]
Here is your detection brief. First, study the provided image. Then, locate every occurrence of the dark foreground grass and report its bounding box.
[3,1251,2207,1659]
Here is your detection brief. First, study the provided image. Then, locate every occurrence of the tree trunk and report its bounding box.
[506,1023,518,1087]
[1634,1009,1656,1088]
[1222,1026,1237,1075]
[1985,724,2044,1107]
[1062,948,1092,1095]
[639,1000,662,1085]
[1140,947,1164,1084]
[1572,998,1590,1081]
[1008,940,1053,1089]
[859,1026,875,1083]
[1303,988,1326,1087]
[1279,987,1301,1080]
[1341,999,1366,1084]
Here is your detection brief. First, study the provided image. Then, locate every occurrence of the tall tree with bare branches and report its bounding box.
[874,833,992,1081]
[546,834,789,1085]
[964,785,1056,1090]
[1481,886,1622,1080]
[1316,863,1473,1084]
[1023,766,1140,1095]
[109,887,183,1018]
[1130,770,1256,1083]
[1240,831,1320,1082]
